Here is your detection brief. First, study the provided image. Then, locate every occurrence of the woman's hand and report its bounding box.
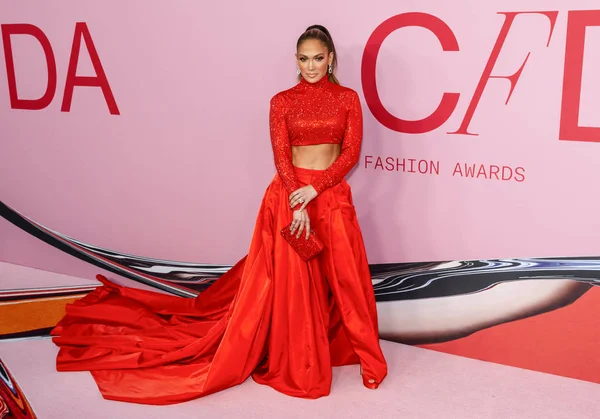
[289,209,311,239]
[289,185,317,211]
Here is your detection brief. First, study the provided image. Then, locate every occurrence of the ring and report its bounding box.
[299,198,304,203]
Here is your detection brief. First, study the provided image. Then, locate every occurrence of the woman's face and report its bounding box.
[296,39,333,83]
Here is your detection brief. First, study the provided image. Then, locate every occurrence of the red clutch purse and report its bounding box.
[281,223,324,261]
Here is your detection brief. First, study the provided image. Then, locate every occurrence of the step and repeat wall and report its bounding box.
[1,0,599,384]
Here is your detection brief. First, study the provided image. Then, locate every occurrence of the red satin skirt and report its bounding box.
[51,167,387,405]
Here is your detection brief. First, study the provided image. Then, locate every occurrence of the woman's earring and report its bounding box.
[328,64,332,74]
[297,67,301,75]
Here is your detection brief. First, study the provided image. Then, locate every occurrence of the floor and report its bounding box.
[1,337,598,418]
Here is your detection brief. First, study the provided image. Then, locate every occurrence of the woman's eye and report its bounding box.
[316,57,323,61]
[300,58,306,62]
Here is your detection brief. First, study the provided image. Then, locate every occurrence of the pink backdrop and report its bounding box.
[2,0,600,273]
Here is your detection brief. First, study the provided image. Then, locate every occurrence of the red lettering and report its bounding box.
[465,164,476,177]
[362,12,460,134]
[559,10,600,143]
[385,157,395,171]
[490,165,500,179]
[476,165,488,179]
[452,163,463,177]
[61,22,119,115]
[501,166,513,180]
[514,167,526,182]
[449,11,559,136]
[428,161,440,175]
[396,158,406,171]
[1,24,57,110]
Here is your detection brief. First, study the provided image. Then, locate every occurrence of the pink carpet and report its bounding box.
[1,338,598,418]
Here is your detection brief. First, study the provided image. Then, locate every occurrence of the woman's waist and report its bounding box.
[291,143,340,172]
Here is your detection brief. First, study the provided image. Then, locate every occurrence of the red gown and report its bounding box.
[51,75,388,405]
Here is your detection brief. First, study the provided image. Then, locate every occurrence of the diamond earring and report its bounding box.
[328,64,332,74]
[297,67,301,75]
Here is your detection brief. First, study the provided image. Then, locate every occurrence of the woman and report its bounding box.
[50,24,387,405]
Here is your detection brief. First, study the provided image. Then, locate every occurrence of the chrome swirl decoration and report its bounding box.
[1,200,599,300]
[370,258,600,301]
[0,359,36,418]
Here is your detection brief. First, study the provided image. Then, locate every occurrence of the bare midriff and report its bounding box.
[291,144,341,170]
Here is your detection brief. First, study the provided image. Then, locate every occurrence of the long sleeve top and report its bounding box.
[269,75,363,199]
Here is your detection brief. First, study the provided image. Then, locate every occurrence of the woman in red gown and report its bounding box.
[51,24,388,405]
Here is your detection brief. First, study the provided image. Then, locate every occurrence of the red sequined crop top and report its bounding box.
[269,75,363,197]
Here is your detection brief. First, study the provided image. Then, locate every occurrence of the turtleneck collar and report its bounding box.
[299,74,331,89]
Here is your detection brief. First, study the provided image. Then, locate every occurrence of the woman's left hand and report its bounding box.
[289,185,317,211]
